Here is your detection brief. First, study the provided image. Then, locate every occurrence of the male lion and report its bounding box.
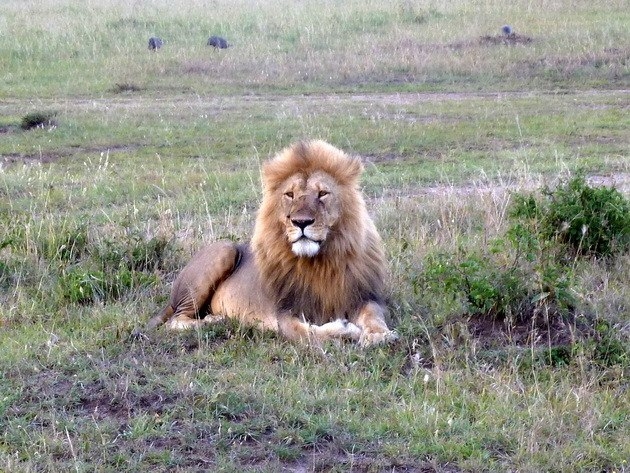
[148,140,397,346]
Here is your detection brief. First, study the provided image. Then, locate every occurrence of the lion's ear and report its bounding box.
[329,153,364,188]
[260,159,286,193]
[345,155,364,180]
[307,140,364,185]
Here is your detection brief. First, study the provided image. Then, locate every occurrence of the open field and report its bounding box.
[1,0,629,471]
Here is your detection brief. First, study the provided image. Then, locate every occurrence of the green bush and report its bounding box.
[421,251,530,319]
[96,232,174,273]
[420,243,575,323]
[510,176,630,258]
[59,267,106,304]
[58,263,157,304]
[592,321,629,367]
[20,111,58,130]
[417,179,624,322]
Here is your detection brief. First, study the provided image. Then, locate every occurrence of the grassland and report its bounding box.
[1,0,629,471]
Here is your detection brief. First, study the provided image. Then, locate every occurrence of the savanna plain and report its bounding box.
[1,0,629,471]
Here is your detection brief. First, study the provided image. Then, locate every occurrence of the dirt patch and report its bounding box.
[464,310,592,349]
[380,172,630,201]
[479,33,534,46]
[76,379,178,422]
[398,33,534,52]
[110,82,145,94]
[1,144,143,168]
[1,152,63,166]
[181,60,217,75]
[520,48,629,78]
[363,152,410,164]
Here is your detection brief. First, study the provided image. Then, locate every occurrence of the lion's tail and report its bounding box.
[147,304,174,329]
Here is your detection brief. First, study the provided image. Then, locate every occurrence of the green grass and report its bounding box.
[1,0,628,97]
[1,0,629,471]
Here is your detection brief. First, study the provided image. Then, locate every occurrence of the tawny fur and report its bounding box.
[252,141,385,325]
[149,140,397,346]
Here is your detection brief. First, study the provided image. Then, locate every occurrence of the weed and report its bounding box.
[591,321,629,367]
[419,240,576,328]
[96,231,174,273]
[416,179,622,345]
[55,234,172,305]
[58,266,107,304]
[35,222,89,263]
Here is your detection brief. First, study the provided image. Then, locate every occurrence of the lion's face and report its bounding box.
[280,171,341,257]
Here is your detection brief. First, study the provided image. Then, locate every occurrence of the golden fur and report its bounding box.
[148,140,397,346]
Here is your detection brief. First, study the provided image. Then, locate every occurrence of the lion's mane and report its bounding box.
[251,140,386,325]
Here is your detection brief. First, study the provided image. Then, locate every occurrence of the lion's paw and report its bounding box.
[339,320,362,340]
[166,316,207,330]
[359,329,399,347]
[314,319,362,341]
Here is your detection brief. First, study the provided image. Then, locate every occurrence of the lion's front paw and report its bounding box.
[359,329,399,347]
[338,320,362,340]
[166,317,202,330]
[166,314,226,331]
[312,319,362,341]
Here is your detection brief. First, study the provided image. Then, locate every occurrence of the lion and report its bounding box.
[148,140,397,346]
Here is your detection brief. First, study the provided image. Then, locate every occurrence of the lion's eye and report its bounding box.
[318,190,329,198]
[284,191,294,199]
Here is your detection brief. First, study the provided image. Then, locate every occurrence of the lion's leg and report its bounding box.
[149,241,239,330]
[277,313,361,344]
[353,302,398,347]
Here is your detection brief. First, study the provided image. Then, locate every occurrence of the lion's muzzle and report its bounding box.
[287,196,326,257]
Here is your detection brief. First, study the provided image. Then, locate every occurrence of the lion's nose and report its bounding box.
[291,218,315,231]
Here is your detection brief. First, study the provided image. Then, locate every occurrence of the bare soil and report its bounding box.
[479,33,534,46]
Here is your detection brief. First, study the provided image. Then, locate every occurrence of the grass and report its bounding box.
[1,0,629,471]
[1,0,628,97]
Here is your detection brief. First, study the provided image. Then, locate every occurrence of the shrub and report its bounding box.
[95,232,174,272]
[52,230,173,305]
[420,245,574,323]
[59,267,106,304]
[591,321,629,367]
[417,179,623,323]
[20,111,58,130]
[58,264,157,304]
[510,176,630,258]
[421,250,530,320]
[111,83,143,93]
